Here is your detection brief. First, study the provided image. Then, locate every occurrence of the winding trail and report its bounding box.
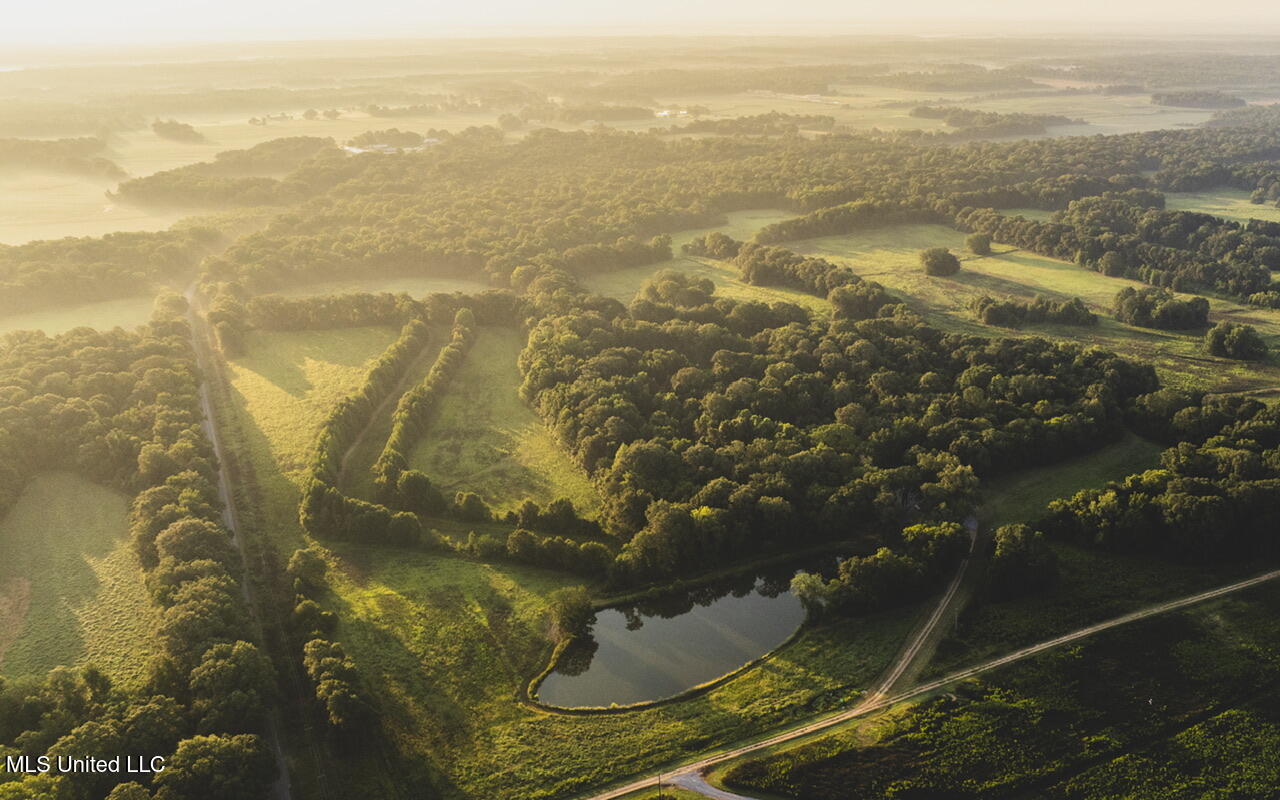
[579,566,1280,800]
[185,286,298,800]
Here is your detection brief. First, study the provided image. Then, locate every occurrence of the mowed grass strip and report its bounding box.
[406,326,602,516]
[0,472,159,688]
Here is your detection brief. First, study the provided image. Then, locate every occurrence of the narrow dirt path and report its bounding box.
[335,333,439,492]
[578,566,1280,800]
[185,285,301,800]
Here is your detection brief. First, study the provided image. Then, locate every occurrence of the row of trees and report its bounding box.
[1112,286,1210,329]
[971,294,1098,328]
[0,303,278,800]
[0,135,125,178]
[373,308,478,495]
[0,227,219,317]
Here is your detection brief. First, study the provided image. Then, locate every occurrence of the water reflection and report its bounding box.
[535,567,808,708]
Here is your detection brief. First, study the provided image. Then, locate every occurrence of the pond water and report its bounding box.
[535,572,808,708]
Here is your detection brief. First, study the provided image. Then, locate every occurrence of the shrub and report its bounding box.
[920,247,961,276]
[1205,321,1268,361]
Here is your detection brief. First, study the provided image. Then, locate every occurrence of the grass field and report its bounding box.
[215,317,926,799]
[0,472,159,688]
[784,223,1280,393]
[1167,188,1280,224]
[583,208,824,311]
[223,325,401,551]
[406,326,602,516]
[978,432,1165,529]
[320,542,919,800]
[0,294,159,336]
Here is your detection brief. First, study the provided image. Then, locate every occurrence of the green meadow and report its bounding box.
[782,224,1280,393]
[213,313,925,799]
[0,294,159,336]
[0,472,159,688]
[406,326,602,516]
[1167,188,1280,224]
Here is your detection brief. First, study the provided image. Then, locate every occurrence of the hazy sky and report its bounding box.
[6,0,1280,44]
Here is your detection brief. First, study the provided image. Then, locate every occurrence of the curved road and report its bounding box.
[580,567,1280,800]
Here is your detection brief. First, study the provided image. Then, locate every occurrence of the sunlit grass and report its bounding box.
[1167,188,1280,225]
[784,224,1280,393]
[407,326,602,515]
[0,472,159,689]
[0,294,158,336]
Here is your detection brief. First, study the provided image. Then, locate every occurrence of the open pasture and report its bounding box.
[0,472,159,688]
[223,325,400,550]
[1167,188,1280,224]
[786,224,1280,393]
[406,326,601,516]
[0,293,158,336]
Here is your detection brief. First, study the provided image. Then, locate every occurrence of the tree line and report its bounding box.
[0,300,278,800]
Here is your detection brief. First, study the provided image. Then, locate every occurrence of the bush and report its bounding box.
[1205,321,1268,361]
[966,233,992,255]
[920,247,961,276]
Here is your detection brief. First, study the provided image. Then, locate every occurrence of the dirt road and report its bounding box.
[579,567,1280,800]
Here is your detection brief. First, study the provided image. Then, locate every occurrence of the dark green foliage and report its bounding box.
[301,639,376,736]
[1152,90,1246,108]
[522,268,1154,583]
[986,524,1058,600]
[374,308,477,493]
[152,734,276,800]
[1113,286,1209,329]
[921,247,962,276]
[971,295,1097,328]
[1205,321,1268,360]
[1043,393,1280,560]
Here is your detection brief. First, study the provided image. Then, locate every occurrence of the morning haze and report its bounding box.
[3,8,1280,800]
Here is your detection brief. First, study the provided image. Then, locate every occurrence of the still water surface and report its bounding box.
[536,576,806,708]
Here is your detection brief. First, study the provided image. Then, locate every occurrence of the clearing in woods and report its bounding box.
[0,472,159,688]
[405,325,602,516]
[778,223,1280,393]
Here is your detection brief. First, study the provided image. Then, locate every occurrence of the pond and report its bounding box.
[534,570,808,709]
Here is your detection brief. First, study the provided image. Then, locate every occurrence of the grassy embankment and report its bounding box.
[0,472,159,688]
[214,321,918,799]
